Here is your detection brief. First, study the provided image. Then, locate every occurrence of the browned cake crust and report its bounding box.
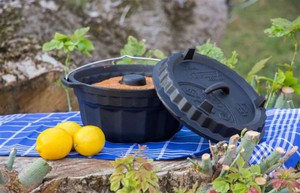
[92,76,154,90]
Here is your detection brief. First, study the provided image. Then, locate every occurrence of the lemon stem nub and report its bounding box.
[6,148,17,171]
[18,158,52,189]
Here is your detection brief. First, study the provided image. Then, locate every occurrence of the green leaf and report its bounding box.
[117,58,135,65]
[141,181,150,192]
[125,171,136,179]
[110,178,121,191]
[116,188,130,193]
[264,18,293,37]
[230,166,239,173]
[196,41,238,69]
[131,189,140,193]
[121,178,130,187]
[231,183,248,193]
[68,44,75,52]
[240,168,252,179]
[249,165,261,175]
[292,16,300,30]
[227,173,240,183]
[256,76,274,82]
[57,42,64,49]
[225,50,238,69]
[42,39,60,51]
[74,27,90,38]
[278,63,294,71]
[236,156,245,169]
[196,41,224,62]
[284,71,298,86]
[120,36,146,57]
[212,178,230,193]
[153,49,165,59]
[54,32,68,41]
[78,39,94,51]
[293,84,300,94]
[246,57,271,82]
[276,69,286,84]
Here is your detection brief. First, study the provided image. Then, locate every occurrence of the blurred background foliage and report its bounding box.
[221,0,300,78]
[220,0,300,106]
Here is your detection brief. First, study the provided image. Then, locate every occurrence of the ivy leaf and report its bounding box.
[212,178,230,193]
[246,57,271,82]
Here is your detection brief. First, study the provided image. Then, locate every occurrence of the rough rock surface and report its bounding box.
[0,0,228,113]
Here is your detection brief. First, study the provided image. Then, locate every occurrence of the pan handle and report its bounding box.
[65,55,161,80]
[60,76,82,88]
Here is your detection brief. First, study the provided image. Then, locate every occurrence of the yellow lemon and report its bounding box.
[55,121,82,138]
[36,127,72,160]
[73,125,105,156]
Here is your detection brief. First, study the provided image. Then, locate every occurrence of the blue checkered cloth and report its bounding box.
[0,109,299,168]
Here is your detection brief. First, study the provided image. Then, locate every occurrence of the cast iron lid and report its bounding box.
[153,48,266,142]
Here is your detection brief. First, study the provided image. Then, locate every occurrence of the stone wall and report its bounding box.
[0,0,228,114]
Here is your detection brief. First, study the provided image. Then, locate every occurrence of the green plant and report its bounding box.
[184,130,299,193]
[173,182,201,193]
[117,36,165,65]
[109,145,160,193]
[0,148,51,193]
[269,168,300,193]
[196,40,238,69]
[42,27,94,111]
[108,130,299,193]
[261,16,300,108]
[212,157,264,193]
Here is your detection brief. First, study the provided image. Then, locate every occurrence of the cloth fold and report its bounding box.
[0,109,299,168]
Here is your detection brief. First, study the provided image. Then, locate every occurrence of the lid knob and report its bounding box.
[121,74,146,86]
